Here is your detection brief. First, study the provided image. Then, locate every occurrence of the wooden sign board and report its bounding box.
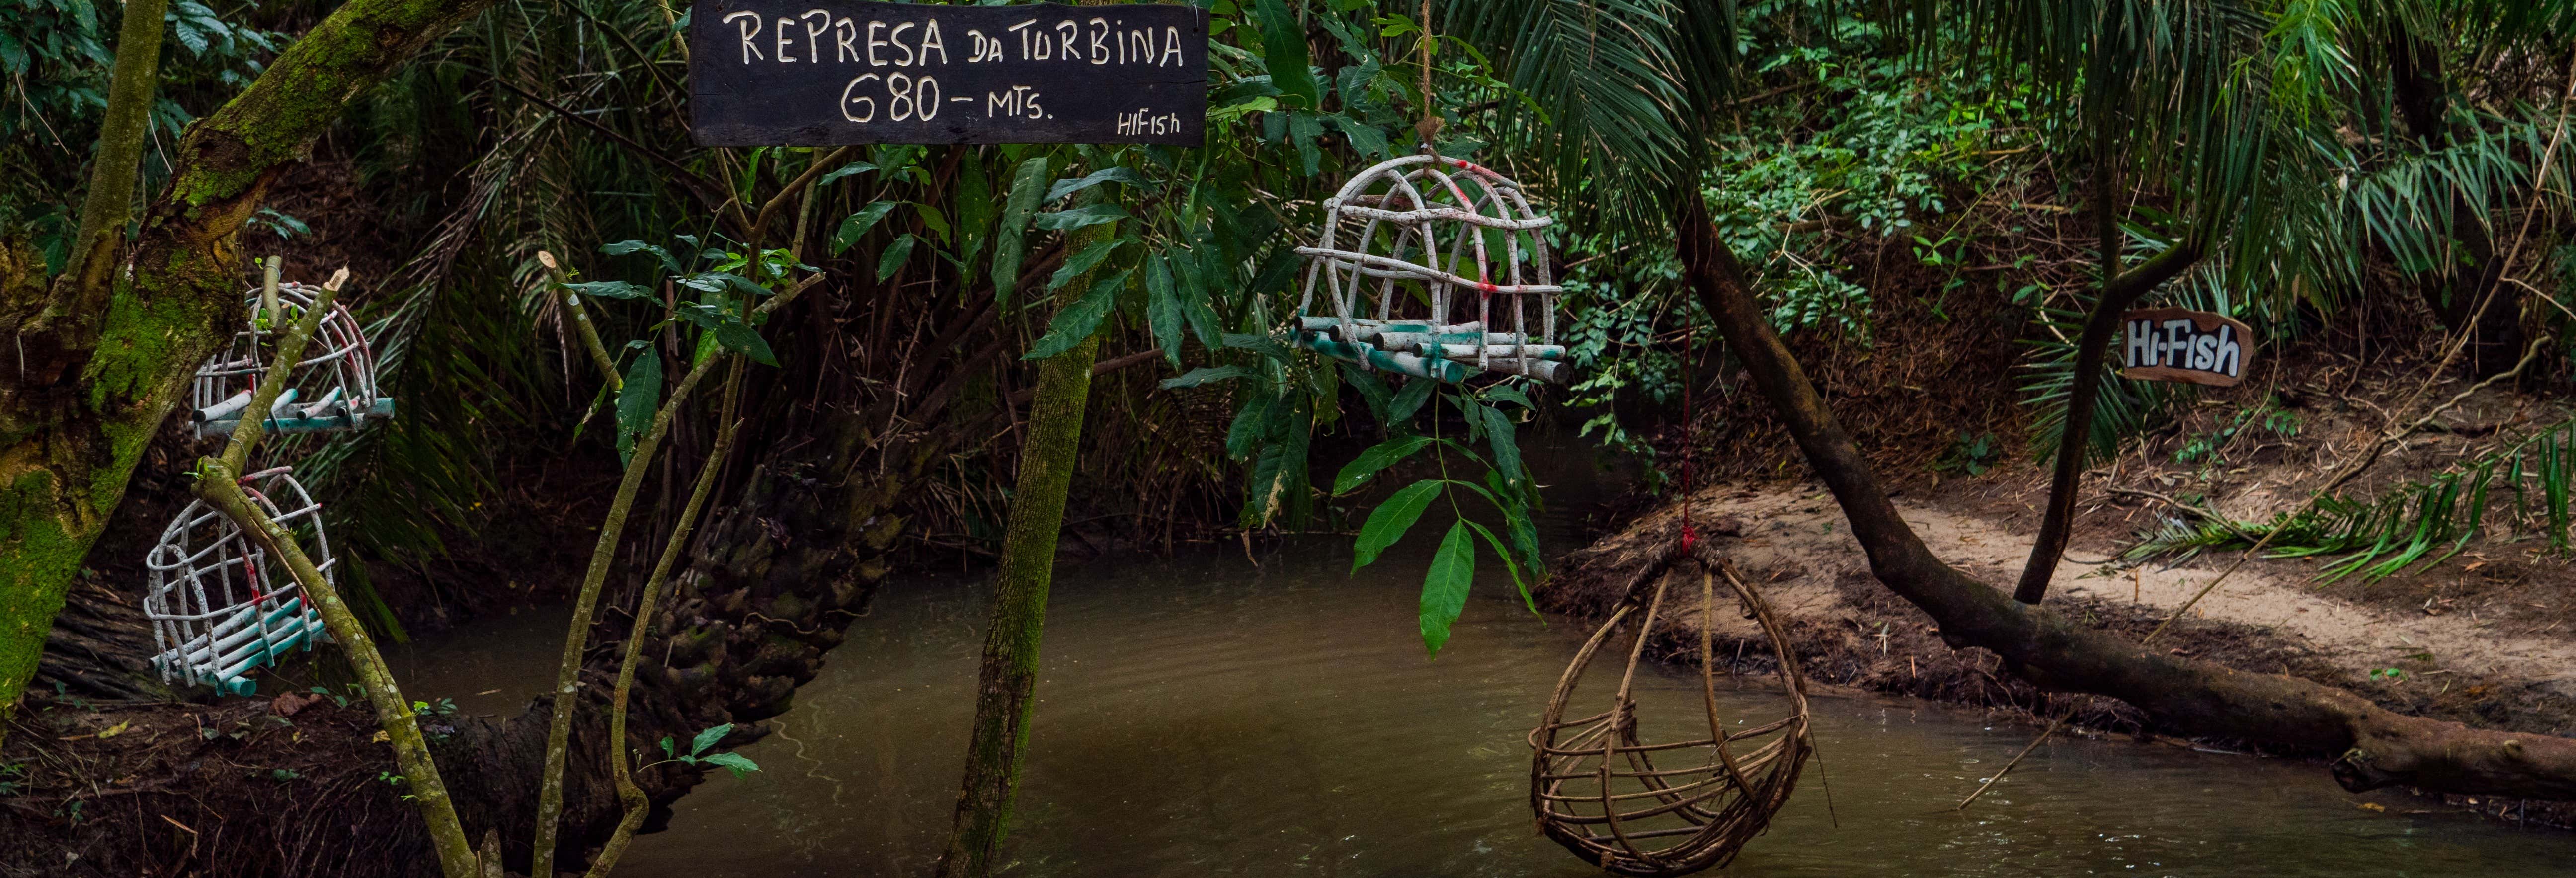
[688,1,1208,146]
[2120,307,2253,387]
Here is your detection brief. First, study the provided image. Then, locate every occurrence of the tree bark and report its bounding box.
[936,216,1115,878]
[0,0,499,748]
[2011,240,2202,604]
[1678,195,2576,800]
[2389,34,2526,378]
[42,0,170,345]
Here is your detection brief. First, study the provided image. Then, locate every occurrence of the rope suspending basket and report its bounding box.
[1293,152,1569,384]
[190,282,394,438]
[1530,544,1813,876]
[143,468,336,696]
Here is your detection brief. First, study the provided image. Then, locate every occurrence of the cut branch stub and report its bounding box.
[1294,153,1569,384]
[142,468,335,695]
[1530,543,1809,876]
[191,283,395,438]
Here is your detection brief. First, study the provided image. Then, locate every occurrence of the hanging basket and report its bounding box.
[1293,153,1569,384]
[1529,544,1811,876]
[191,282,394,438]
[142,468,336,696]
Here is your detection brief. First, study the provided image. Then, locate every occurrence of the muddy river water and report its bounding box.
[402,532,2573,877]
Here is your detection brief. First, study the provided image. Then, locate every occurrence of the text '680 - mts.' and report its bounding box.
[689,0,1208,145]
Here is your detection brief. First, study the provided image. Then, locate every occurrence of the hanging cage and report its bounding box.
[191,282,394,438]
[1529,544,1812,876]
[142,468,336,696]
[1293,153,1569,385]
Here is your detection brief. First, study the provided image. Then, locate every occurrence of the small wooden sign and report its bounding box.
[2120,307,2253,387]
[688,1,1208,146]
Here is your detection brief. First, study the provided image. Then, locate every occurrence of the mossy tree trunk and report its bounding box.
[0,0,499,744]
[935,213,1116,878]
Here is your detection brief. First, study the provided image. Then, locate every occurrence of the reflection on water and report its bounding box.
[590,539,2573,878]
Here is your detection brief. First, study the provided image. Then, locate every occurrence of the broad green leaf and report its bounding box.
[1388,376,1434,423]
[1161,365,1251,389]
[698,751,760,778]
[990,156,1051,302]
[876,234,917,281]
[1252,0,1318,109]
[1050,238,1125,291]
[1033,203,1132,231]
[915,202,953,243]
[1024,268,1131,360]
[1481,404,1526,494]
[1419,521,1475,656]
[615,352,662,466]
[602,239,680,274]
[813,161,876,187]
[1462,519,1536,613]
[690,722,734,757]
[1340,363,1394,424]
[830,201,900,255]
[1353,479,1441,571]
[1045,166,1150,202]
[1225,395,1273,461]
[1334,435,1433,495]
[1146,254,1183,365]
[564,280,652,300]
[1484,386,1535,410]
[714,321,777,366]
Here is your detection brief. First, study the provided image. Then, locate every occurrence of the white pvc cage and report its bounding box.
[142,468,335,696]
[1293,153,1568,384]
[191,282,394,438]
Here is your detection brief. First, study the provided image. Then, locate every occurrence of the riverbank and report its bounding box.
[1547,467,2576,828]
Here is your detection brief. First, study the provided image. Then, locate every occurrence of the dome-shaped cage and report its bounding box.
[1294,153,1569,384]
[191,283,394,438]
[142,468,336,696]
[1530,545,1811,876]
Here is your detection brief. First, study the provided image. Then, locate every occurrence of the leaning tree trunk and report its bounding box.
[936,213,1117,878]
[1676,195,2576,800]
[0,0,500,745]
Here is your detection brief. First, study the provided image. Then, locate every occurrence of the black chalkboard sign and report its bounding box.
[689,1,1208,146]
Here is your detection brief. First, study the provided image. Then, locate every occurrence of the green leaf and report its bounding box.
[991,157,1051,302]
[1341,363,1394,425]
[1334,435,1433,495]
[615,352,662,466]
[1388,377,1434,423]
[602,239,680,274]
[657,736,676,758]
[1050,238,1124,291]
[1033,203,1131,232]
[1146,254,1184,366]
[813,161,877,187]
[1225,395,1273,461]
[1353,479,1442,571]
[1024,269,1131,360]
[1161,365,1251,389]
[690,723,733,757]
[697,751,760,778]
[1046,166,1150,203]
[1462,519,1536,614]
[1420,521,1475,656]
[1480,404,1526,494]
[1252,0,1318,109]
[876,234,917,281]
[831,201,900,255]
[715,321,777,366]
[564,280,652,300]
